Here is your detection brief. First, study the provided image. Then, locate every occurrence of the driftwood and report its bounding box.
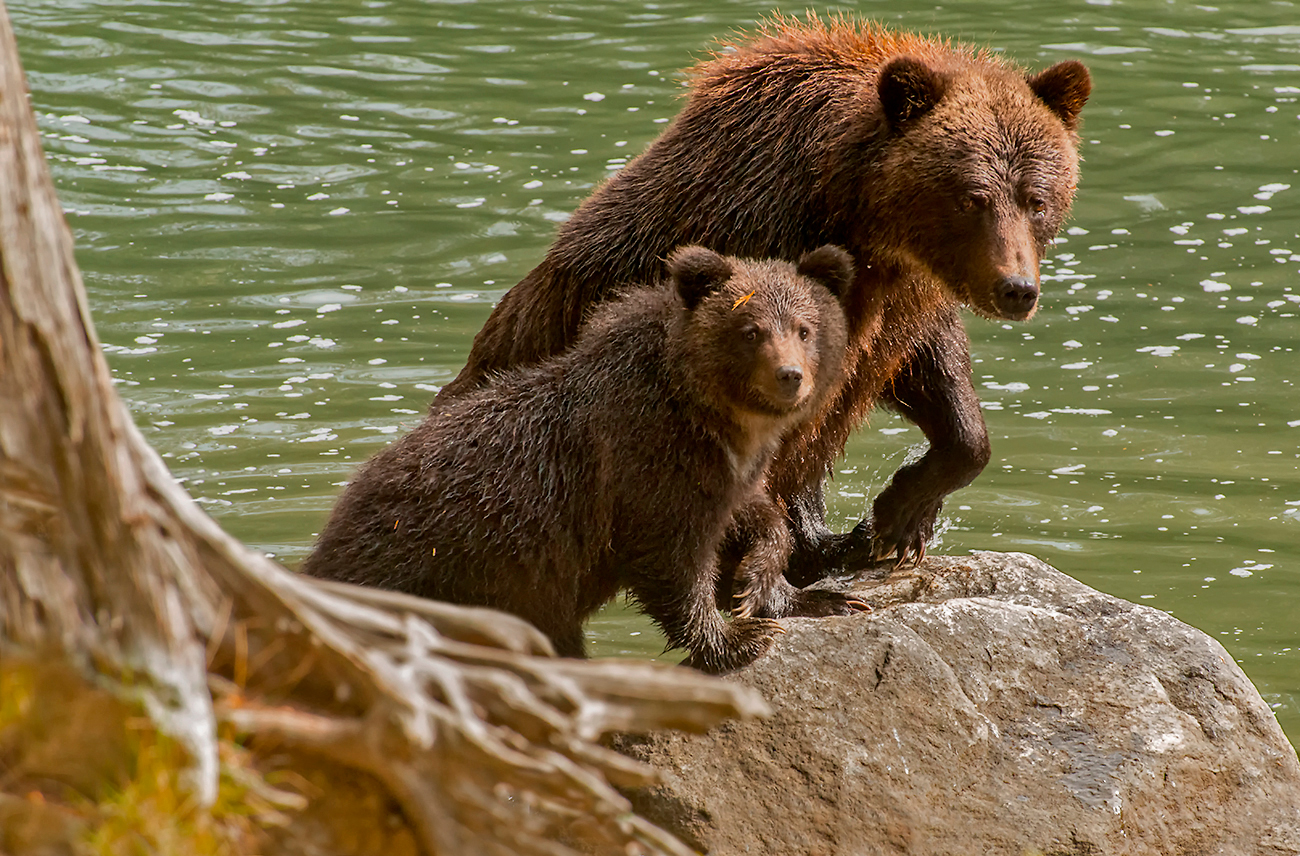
[0,5,767,853]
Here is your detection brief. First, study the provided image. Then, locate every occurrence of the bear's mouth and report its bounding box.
[990,304,1038,322]
[748,388,809,417]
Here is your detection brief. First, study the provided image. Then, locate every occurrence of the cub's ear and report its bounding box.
[797,245,855,299]
[878,56,946,126]
[1028,60,1091,131]
[668,246,733,310]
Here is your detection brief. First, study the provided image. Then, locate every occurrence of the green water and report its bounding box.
[10,1,1299,743]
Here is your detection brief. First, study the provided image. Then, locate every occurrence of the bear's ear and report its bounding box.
[797,245,855,300]
[1028,60,1091,131]
[668,246,733,310]
[878,56,946,126]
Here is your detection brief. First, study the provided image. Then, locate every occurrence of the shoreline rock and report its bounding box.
[616,552,1300,855]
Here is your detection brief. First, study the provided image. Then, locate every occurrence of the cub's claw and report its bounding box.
[786,588,871,618]
[741,581,871,619]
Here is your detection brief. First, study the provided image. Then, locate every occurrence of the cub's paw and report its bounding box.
[741,580,869,619]
[684,617,784,675]
[786,588,870,618]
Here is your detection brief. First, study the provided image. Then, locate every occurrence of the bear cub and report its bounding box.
[301,245,862,673]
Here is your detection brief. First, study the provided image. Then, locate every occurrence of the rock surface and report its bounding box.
[616,552,1300,855]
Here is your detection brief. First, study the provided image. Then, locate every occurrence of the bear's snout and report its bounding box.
[775,364,804,398]
[995,274,1039,319]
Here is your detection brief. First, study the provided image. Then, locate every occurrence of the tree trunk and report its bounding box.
[0,4,767,853]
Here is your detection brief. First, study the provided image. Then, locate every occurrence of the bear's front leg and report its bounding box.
[632,551,784,675]
[730,497,869,620]
[872,312,991,566]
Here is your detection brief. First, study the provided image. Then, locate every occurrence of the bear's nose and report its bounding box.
[775,365,804,396]
[996,275,1039,318]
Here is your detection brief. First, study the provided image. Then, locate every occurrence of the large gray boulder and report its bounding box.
[617,552,1300,855]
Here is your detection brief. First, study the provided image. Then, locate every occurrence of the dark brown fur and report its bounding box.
[439,15,1091,580]
[302,246,856,673]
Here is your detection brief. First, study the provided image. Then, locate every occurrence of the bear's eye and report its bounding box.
[960,194,987,213]
[798,325,811,341]
[744,327,758,342]
[1028,196,1048,215]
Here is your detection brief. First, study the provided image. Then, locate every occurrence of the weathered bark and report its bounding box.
[0,4,768,853]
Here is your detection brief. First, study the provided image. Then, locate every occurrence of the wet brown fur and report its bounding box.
[303,247,857,673]
[440,14,1091,576]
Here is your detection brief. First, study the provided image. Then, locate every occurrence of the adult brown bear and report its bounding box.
[439,15,1091,581]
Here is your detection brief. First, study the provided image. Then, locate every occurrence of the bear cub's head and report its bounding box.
[668,245,853,420]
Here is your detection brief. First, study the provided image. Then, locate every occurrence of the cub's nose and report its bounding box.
[775,365,804,397]
[996,275,1039,318]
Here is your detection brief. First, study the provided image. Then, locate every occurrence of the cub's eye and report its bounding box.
[744,327,758,342]
[1028,196,1048,215]
[798,325,811,341]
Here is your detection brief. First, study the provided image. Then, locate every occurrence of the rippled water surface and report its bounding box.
[11,0,1299,742]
